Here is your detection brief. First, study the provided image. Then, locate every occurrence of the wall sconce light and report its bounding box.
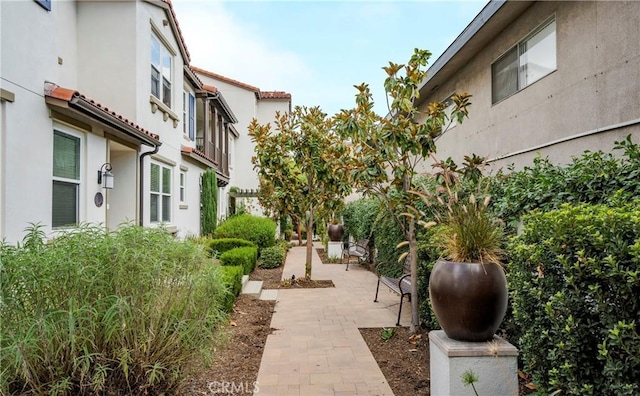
[98,163,114,189]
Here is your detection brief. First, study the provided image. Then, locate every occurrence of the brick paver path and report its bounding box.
[255,243,412,395]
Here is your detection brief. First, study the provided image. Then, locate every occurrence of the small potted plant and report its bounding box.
[419,160,507,342]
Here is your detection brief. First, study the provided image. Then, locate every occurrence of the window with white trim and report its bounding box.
[150,163,172,222]
[179,171,186,203]
[52,130,81,228]
[182,90,195,140]
[492,16,556,104]
[151,33,172,108]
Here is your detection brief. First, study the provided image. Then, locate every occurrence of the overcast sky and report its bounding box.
[172,0,488,117]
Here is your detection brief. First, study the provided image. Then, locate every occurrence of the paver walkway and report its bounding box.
[255,243,412,395]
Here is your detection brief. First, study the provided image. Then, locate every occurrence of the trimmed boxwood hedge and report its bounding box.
[219,246,258,275]
[259,245,285,269]
[215,265,244,312]
[213,214,276,252]
[208,238,256,257]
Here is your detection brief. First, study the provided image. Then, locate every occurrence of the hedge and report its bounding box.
[219,246,258,275]
[213,214,276,252]
[208,238,256,257]
[215,265,244,312]
[507,203,640,395]
[259,245,285,269]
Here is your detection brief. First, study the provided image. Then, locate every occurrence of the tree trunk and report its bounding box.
[408,218,419,334]
[305,207,314,279]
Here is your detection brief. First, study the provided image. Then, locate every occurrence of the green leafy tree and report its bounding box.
[249,106,351,279]
[334,48,471,332]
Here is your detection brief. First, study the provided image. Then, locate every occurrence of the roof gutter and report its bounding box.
[71,96,161,147]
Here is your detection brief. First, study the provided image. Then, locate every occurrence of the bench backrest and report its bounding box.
[353,239,369,253]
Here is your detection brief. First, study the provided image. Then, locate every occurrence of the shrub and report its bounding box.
[219,246,258,275]
[507,203,640,395]
[215,265,244,312]
[259,245,286,269]
[342,198,380,242]
[370,210,405,277]
[0,224,228,395]
[208,238,256,257]
[213,214,276,251]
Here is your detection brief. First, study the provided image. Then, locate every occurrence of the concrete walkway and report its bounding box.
[255,243,412,395]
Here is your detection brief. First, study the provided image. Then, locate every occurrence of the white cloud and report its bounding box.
[172,1,312,92]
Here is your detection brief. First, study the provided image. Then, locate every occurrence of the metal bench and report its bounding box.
[342,239,370,271]
[374,256,412,326]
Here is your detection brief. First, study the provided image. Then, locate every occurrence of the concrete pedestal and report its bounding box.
[327,241,342,259]
[429,330,519,396]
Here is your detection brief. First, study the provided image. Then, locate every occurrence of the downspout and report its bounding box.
[139,145,160,226]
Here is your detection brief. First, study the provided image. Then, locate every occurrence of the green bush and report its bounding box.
[260,245,286,269]
[213,214,276,252]
[342,198,380,242]
[219,246,258,275]
[491,135,640,229]
[215,265,244,312]
[370,210,405,277]
[507,203,640,395]
[208,238,256,257]
[0,224,228,395]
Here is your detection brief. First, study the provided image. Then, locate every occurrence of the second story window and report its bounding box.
[151,34,172,108]
[492,16,556,104]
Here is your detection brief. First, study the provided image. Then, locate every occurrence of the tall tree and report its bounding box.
[334,48,471,332]
[201,169,218,236]
[249,106,351,279]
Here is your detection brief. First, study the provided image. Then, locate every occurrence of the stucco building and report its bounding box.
[0,0,290,243]
[416,0,640,170]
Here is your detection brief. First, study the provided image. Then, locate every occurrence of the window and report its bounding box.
[183,91,195,140]
[150,163,172,222]
[492,17,556,104]
[179,171,186,203]
[151,34,172,107]
[52,131,80,228]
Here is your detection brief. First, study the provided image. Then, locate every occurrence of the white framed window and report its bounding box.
[182,90,196,140]
[179,171,186,203]
[151,33,172,108]
[492,16,556,104]
[150,163,172,223]
[52,130,81,228]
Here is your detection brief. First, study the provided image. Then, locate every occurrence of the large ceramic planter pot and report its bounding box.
[327,223,344,242]
[429,260,508,342]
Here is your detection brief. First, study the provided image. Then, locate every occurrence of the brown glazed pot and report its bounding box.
[327,223,344,242]
[429,260,508,342]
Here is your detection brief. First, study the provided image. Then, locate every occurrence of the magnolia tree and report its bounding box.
[249,106,351,279]
[334,48,471,332]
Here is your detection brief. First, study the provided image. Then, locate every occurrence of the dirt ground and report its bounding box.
[184,248,534,395]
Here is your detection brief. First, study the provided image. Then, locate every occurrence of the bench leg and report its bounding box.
[374,279,381,302]
[396,294,404,326]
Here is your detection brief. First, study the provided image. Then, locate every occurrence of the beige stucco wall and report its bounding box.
[418,1,640,172]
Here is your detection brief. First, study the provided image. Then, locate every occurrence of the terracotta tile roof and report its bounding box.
[259,91,291,100]
[202,84,219,94]
[44,82,160,142]
[191,66,260,93]
[160,0,190,63]
[181,145,217,165]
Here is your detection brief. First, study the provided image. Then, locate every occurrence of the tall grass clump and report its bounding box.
[0,224,229,395]
[213,214,276,252]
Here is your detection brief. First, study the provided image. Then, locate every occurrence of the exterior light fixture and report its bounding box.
[98,163,114,189]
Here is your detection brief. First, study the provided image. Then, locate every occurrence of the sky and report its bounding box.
[171,0,488,117]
